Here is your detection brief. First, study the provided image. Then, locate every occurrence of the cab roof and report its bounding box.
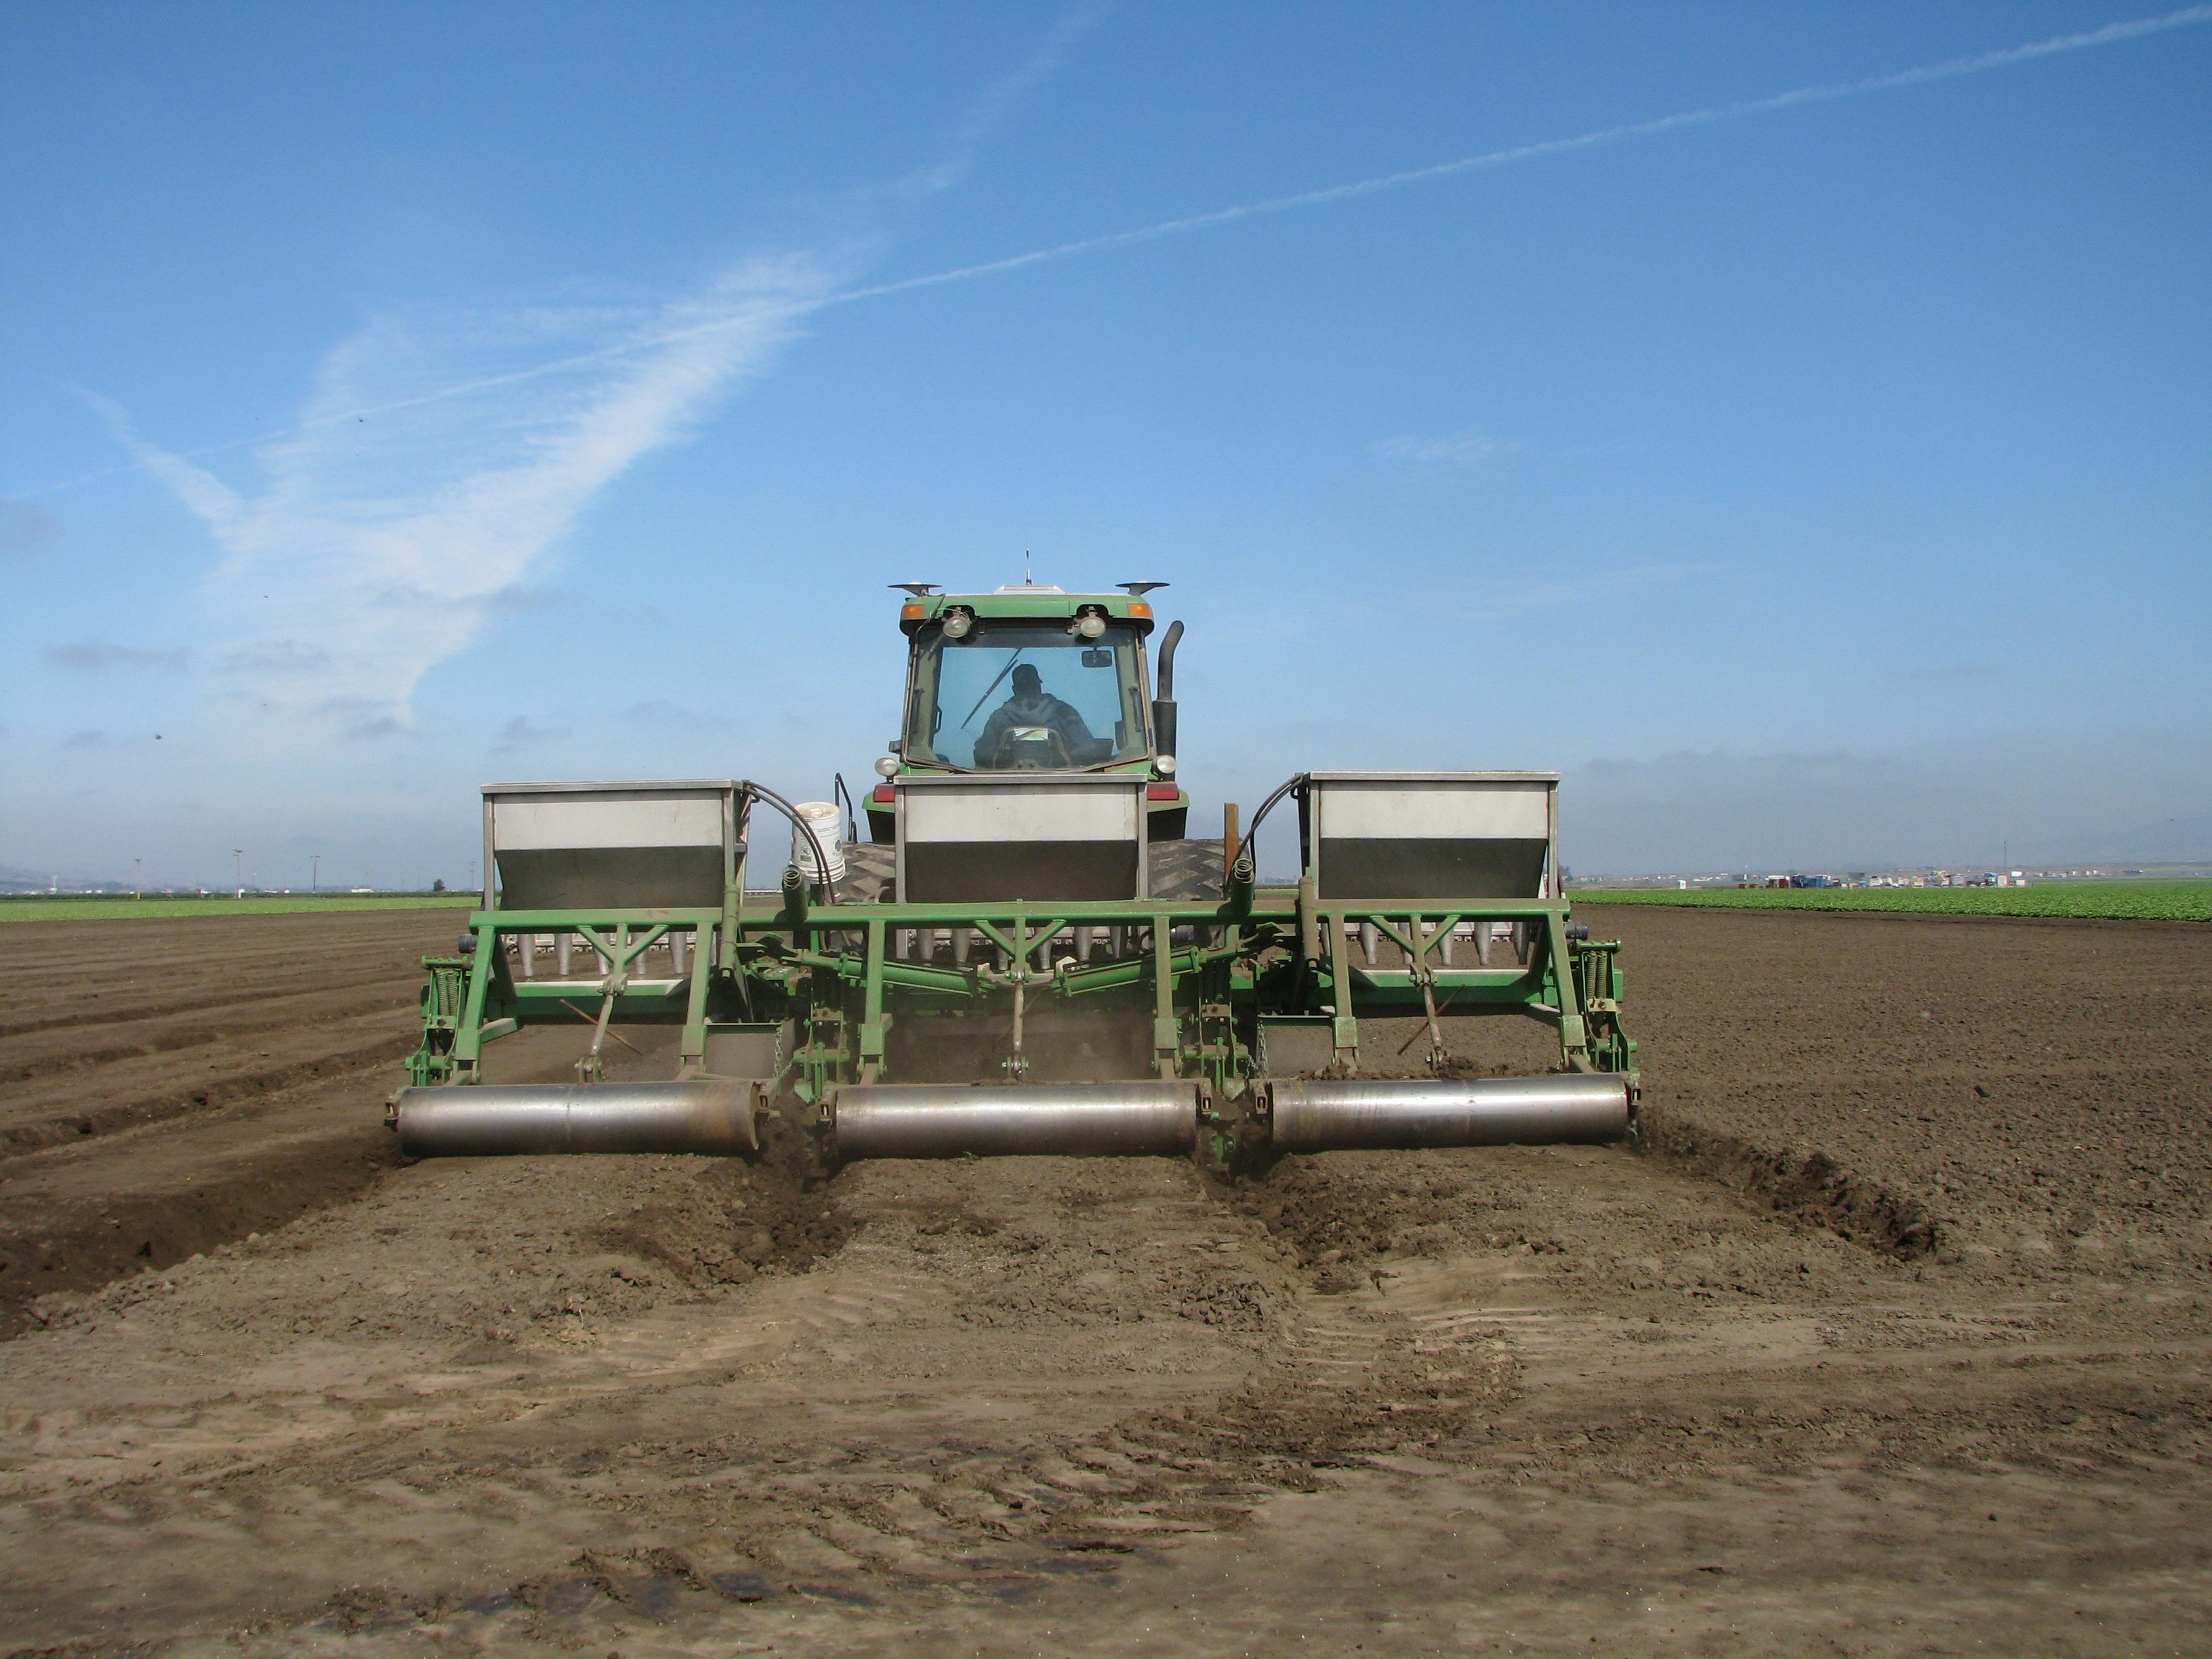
[892,582,1163,635]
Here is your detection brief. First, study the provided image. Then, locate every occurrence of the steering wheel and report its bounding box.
[992,725,1073,770]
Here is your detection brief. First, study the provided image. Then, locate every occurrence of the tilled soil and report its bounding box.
[1,903,2208,1655]
[0,911,461,1329]
[1601,905,2212,1277]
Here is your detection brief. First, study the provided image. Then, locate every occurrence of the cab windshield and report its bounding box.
[903,623,1150,771]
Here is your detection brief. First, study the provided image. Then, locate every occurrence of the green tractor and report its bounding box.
[865,581,1189,844]
[392,581,1636,1165]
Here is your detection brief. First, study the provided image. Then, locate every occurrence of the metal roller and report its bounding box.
[392,1080,761,1158]
[832,1081,1199,1160]
[1264,1074,1630,1152]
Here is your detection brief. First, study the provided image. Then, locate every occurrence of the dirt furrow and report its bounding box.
[0,1025,415,1155]
[0,905,2207,1655]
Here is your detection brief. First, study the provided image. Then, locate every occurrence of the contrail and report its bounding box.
[26,4,2211,496]
[840,4,2212,302]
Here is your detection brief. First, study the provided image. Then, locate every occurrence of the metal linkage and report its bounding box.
[404,955,470,1086]
[411,888,1630,1092]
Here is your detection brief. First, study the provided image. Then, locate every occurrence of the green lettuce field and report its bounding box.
[0,895,477,923]
[1568,881,2211,922]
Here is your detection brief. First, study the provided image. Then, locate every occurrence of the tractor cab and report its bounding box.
[865,582,1189,841]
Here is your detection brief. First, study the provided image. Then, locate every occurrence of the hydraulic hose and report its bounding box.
[1229,772,1307,875]
[743,779,840,905]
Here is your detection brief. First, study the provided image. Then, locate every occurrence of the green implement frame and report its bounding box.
[405,866,1636,1132]
[402,619,1636,1166]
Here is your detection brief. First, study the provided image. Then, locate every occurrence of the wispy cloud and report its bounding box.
[1457,562,1719,619]
[315,695,409,742]
[842,5,2212,304]
[625,698,739,734]
[477,581,665,630]
[479,583,572,619]
[218,640,331,676]
[1909,660,2008,683]
[100,257,835,740]
[1225,562,1718,648]
[45,7,2202,510]
[43,640,192,672]
[62,14,1109,743]
[31,4,2196,798]
[910,3,1107,197]
[493,715,571,752]
[1,500,61,558]
[1374,430,1524,468]
[1568,729,2212,871]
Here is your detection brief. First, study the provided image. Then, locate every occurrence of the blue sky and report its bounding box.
[3,2,2207,886]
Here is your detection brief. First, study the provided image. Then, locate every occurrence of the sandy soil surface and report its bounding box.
[1,903,2208,1656]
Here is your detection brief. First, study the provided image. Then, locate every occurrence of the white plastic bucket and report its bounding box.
[790,800,847,884]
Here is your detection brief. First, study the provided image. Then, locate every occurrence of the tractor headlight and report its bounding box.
[874,755,899,779]
[1074,613,1105,639]
[941,609,973,640]
[1156,755,1177,777]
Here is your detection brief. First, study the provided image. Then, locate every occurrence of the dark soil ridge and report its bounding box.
[1210,1151,1572,1287]
[0,1030,407,1155]
[1633,1104,1944,1259]
[0,1118,406,1338]
[0,1087,844,1345]
[0,997,409,1077]
[1210,1097,1942,1266]
[586,1111,851,1284]
[0,962,419,1044]
[5,1122,849,1345]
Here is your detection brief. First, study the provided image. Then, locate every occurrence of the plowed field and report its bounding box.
[2,904,2207,1656]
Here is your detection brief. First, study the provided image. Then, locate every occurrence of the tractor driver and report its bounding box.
[975,662,1099,768]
